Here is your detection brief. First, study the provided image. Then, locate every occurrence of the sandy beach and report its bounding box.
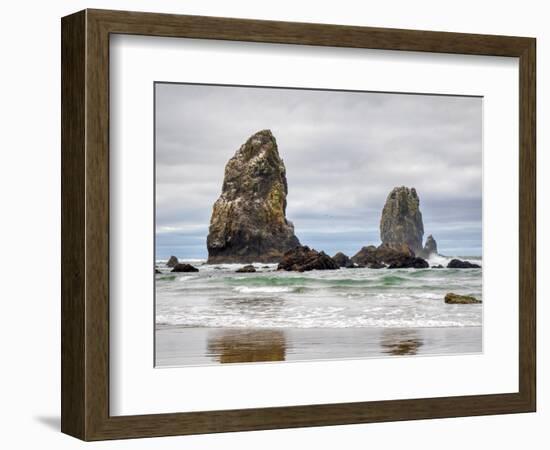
[155,326,482,367]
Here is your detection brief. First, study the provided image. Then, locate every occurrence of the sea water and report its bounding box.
[155,255,482,330]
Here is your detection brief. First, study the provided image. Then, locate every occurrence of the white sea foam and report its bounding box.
[156,264,483,329]
[427,254,482,267]
[155,313,481,329]
[177,276,198,282]
[233,286,293,294]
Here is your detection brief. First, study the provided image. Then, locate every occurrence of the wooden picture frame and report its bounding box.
[61,9,536,441]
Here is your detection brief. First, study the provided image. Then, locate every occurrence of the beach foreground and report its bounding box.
[155,326,482,367]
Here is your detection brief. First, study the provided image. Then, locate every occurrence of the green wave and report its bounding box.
[225,275,413,288]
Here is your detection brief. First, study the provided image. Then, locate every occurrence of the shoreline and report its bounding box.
[156,326,482,367]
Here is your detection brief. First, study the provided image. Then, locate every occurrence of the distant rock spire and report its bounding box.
[380,186,424,254]
[206,130,300,263]
[421,234,438,258]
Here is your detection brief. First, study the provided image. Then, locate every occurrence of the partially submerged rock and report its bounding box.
[431,264,444,269]
[206,130,300,263]
[387,257,429,269]
[444,293,482,304]
[155,268,162,274]
[277,246,339,272]
[380,186,424,254]
[166,255,179,267]
[332,252,354,268]
[447,259,481,269]
[351,245,378,266]
[171,263,199,273]
[236,264,256,273]
[351,243,425,268]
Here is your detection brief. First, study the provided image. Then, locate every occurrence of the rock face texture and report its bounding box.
[207,130,300,263]
[444,293,482,304]
[421,235,438,258]
[277,246,339,272]
[447,259,481,269]
[332,252,354,268]
[380,187,424,255]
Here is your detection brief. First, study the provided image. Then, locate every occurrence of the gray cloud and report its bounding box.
[155,83,482,259]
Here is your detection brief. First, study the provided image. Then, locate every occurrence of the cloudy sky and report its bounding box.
[155,82,482,259]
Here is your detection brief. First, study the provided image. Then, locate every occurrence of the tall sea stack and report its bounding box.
[206,130,300,263]
[380,186,424,254]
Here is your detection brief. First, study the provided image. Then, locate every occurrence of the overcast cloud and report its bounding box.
[155,83,482,259]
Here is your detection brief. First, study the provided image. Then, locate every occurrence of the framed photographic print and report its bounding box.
[61,9,536,440]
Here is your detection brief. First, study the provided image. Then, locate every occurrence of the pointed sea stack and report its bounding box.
[206,130,300,263]
[420,234,438,258]
[380,186,424,255]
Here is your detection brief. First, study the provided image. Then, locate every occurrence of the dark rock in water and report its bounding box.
[380,186,424,255]
[171,263,199,273]
[277,246,339,272]
[420,234,438,259]
[445,293,482,304]
[431,264,444,269]
[351,245,378,266]
[206,130,300,263]
[332,252,354,268]
[155,268,161,274]
[352,243,416,267]
[166,255,179,267]
[388,257,429,269]
[447,259,481,269]
[377,243,416,262]
[236,264,256,273]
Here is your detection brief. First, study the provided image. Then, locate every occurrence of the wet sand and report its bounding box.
[155,326,482,367]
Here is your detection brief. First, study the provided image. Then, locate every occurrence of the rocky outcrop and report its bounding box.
[420,235,438,258]
[166,255,179,267]
[444,293,482,304]
[207,130,300,263]
[387,257,429,269]
[171,263,199,273]
[236,264,256,273]
[332,252,355,268]
[351,242,428,269]
[380,187,424,255]
[352,243,417,266]
[350,245,378,266]
[447,259,481,269]
[277,246,339,272]
[155,268,162,274]
[431,264,444,269]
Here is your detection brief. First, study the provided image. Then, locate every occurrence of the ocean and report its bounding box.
[155,255,482,366]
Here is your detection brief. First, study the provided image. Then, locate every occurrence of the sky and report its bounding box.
[155,82,482,260]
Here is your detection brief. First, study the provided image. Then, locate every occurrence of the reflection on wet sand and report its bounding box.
[380,329,424,356]
[207,329,286,363]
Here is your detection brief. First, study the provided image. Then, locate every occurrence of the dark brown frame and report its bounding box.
[61,9,536,441]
